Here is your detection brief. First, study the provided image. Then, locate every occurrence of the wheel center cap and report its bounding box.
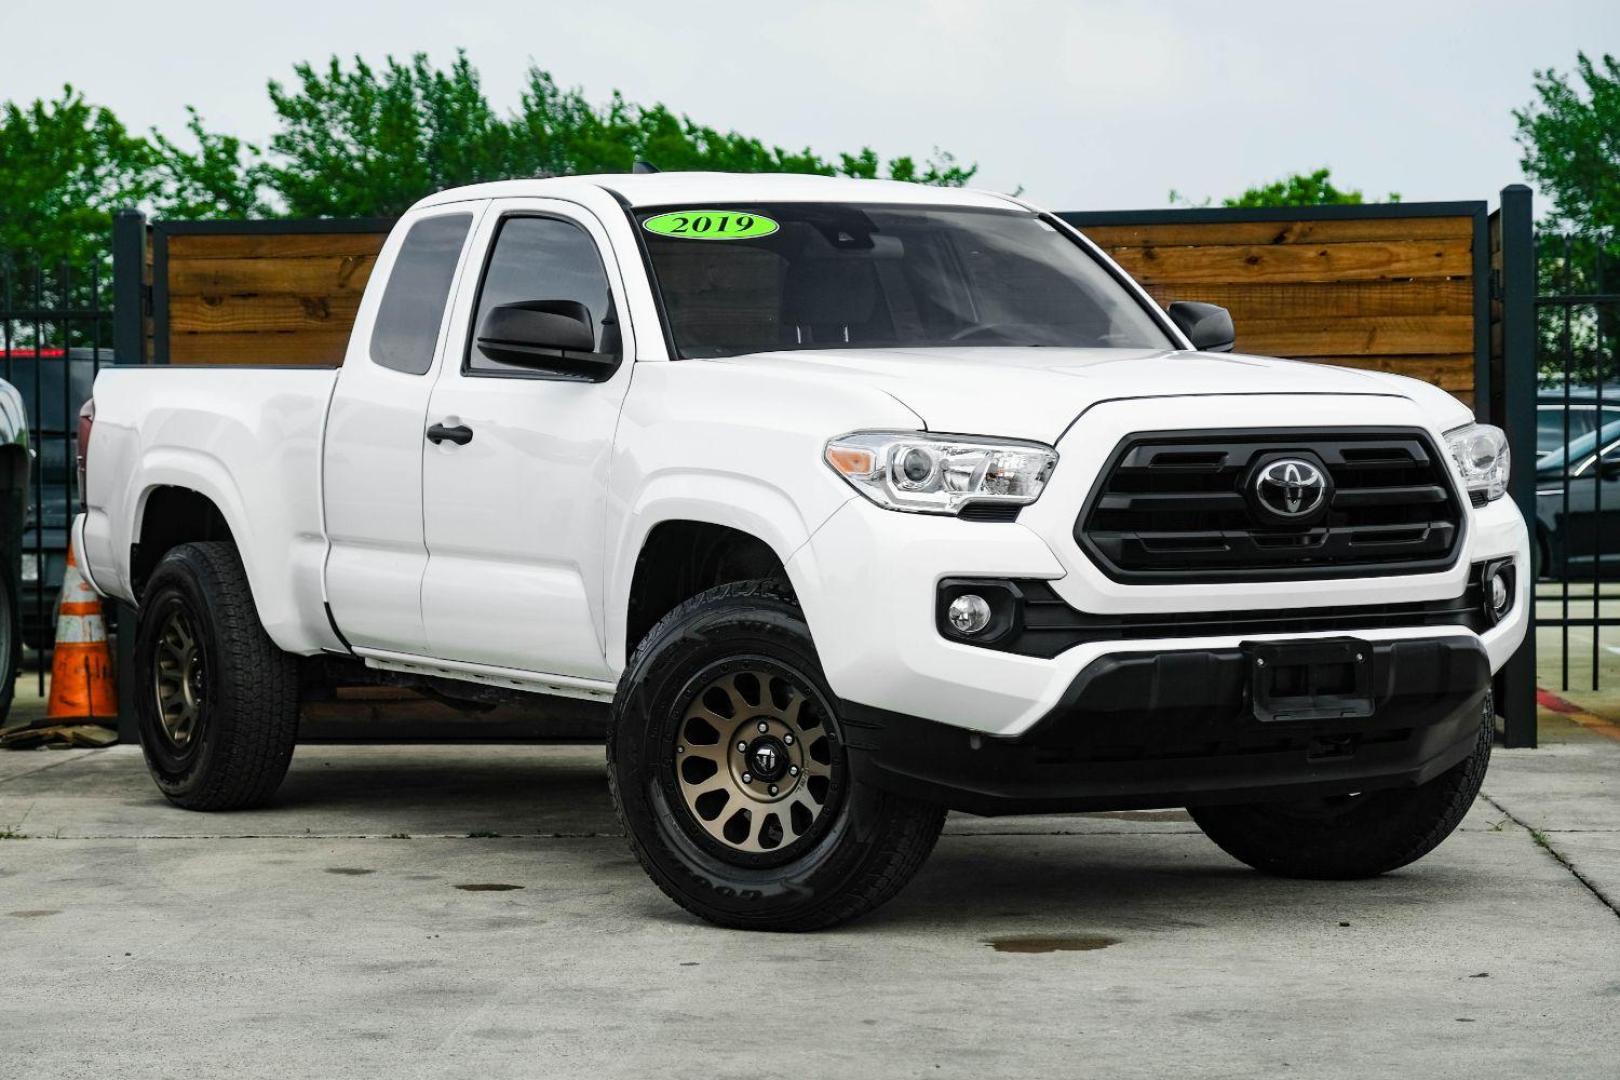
[747,736,790,782]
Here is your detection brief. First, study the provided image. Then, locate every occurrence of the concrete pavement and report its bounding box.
[1,718,1617,1079]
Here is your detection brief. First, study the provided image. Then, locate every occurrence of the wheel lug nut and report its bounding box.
[789,765,800,776]
[757,721,768,733]
[741,772,752,784]
[768,785,779,796]
[677,745,685,754]
[737,741,749,753]
[783,734,794,745]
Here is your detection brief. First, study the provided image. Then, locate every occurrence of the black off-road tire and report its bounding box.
[1189,704,1493,879]
[134,542,299,810]
[608,579,946,931]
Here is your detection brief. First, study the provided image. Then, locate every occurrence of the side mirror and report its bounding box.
[1167,301,1236,353]
[475,300,619,380]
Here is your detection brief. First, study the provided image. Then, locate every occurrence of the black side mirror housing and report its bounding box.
[475,300,619,380]
[1167,301,1236,353]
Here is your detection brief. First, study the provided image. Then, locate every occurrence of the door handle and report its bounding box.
[426,422,474,446]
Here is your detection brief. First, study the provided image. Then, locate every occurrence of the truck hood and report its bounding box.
[706,347,1437,443]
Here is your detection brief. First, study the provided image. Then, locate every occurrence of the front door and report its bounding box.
[419,201,635,678]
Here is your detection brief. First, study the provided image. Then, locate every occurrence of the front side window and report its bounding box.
[467,216,620,375]
[370,214,473,375]
[635,202,1174,359]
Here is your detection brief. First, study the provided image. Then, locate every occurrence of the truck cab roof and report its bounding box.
[410,171,1024,212]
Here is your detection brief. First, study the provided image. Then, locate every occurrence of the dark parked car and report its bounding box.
[0,347,101,651]
[1536,415,1620,578]
[1537,385,1620,462]
[1,377,27,719]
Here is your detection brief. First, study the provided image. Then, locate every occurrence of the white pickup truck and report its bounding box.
[75,173,1528,930]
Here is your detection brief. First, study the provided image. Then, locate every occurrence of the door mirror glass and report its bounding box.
[1167,301,1236,353]
[475,300,617,380]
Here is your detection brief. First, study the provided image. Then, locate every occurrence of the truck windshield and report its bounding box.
[634,203,1175,359]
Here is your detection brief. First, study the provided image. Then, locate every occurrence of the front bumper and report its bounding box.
[786,490,1528,738]
[842,635,1489,815]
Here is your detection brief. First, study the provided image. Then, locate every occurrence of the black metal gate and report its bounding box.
[1532,228,1620,692]
[0,248,114,697]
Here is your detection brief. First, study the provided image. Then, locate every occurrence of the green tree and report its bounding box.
[0,53,978,260]
[0,86,153,264]
[1515,52,1620,233]
[264,53,519,217]
[1515,53,1620,382]
[1170,168,1399,208]
[264,52,976,217]
[1222,168,1398,208]
[150,107,269,219]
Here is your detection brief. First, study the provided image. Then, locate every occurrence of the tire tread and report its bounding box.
[143,542,298,810]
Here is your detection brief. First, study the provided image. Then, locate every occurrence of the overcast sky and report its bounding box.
[4,0,1615,212]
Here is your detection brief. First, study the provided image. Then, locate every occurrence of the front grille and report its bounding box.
[1077,428,1465,583]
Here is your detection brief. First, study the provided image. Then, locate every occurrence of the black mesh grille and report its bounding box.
[1077,428,1465,583]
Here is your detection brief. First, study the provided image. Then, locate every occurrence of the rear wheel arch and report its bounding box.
[130,486,236,597]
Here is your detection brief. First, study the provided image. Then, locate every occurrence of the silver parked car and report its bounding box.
[0,377,27,720]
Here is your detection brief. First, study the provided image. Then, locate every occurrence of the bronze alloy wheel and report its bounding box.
[153,606,206,749]
[609,579,947,930]
[672,660,839,857]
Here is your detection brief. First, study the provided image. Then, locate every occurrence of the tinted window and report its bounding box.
[1538,408,1594,455]
[468,216,619,375]
[1536,405,1620,457]
[635,203,1172,359]
[370,214,472,375]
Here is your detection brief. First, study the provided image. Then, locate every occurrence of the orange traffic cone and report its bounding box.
[45,546,118,722]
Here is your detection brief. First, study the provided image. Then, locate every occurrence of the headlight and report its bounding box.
[824,431,1057,515]
[1444,422,1510,503]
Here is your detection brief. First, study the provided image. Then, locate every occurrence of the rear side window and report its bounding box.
[370,214,473,375]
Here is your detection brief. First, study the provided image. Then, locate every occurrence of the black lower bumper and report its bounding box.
[841,636,1490,816]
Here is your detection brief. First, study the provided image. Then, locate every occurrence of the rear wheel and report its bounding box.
[1190,701,1493,879]
[134,542,299,810]
[609,580,945,931]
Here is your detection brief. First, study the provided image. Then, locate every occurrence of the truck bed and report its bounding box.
[78,365,343,654]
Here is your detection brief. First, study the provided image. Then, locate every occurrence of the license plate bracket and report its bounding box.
[1245,638,1375,723]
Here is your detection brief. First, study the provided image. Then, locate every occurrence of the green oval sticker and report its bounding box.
[642,210,779,240]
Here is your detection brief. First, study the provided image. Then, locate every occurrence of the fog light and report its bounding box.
[1489,574,1509,614]
[1481,559,1514,625]
[947,593,993,635]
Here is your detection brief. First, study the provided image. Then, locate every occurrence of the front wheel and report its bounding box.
[608,580,945,931]
[1190,700,1493,879]
[134,542,299,810]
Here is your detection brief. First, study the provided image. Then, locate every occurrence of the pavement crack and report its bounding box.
[1480,792,1620,922]
[0,750,107,787]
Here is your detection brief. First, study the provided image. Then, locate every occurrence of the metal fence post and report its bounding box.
[110,210,146,742]
[112,210,146,366]
[1497,184,1537,748]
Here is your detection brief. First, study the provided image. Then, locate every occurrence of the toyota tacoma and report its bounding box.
[74,173,1528,930]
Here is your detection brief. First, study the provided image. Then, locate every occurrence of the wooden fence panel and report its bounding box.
[155,223,390,366]
[1063,204,1487,408]
[149,206,1487,406]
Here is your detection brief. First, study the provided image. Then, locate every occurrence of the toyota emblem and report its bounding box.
[1253,458,1327,519]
